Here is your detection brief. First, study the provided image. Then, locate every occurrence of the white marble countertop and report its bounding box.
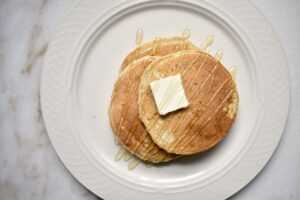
[0,0,299,199]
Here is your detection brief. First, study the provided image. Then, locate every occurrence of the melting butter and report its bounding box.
[150,75,189,115]
[135,29,143,45]
[182,29,191,39]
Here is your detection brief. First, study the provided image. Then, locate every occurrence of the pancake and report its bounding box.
[121,37,199,71]
[138,50,238,155]
[109,56,178,163]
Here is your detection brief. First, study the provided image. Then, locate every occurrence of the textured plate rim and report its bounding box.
[40,0,290,199]
[67,0,264,192]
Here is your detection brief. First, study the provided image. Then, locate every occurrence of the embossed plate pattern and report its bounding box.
[41,0,289,199]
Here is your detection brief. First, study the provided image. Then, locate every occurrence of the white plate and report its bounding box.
[41,0,289,199]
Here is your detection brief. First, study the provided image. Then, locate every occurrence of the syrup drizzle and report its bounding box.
[200,35,214,52]
[142,39,231,151]
[113,29,146,171]
[115,146,126,161]
[182,29,191,39]
[123,151,132,161]
[229,65,237,80]
[135,29,143,45]
[215,49,223,61]
[141,38,216,146]
[114,29,237,169]
[128,158,141,170]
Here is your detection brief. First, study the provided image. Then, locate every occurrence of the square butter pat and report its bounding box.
[150,74,189,115]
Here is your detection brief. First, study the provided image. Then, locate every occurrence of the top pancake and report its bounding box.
[138,50,238,155]
[109,56,178,163]
[121,37,199,71]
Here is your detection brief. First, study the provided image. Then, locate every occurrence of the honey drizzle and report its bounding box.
[142,53,188,130]
[178,89,234,152]
[182,29,191,39]
[115,137,120,145]
[116,85,139,142]
[137,34,213,123]
[114,36,147,170]
[146,163,153,168]
[186,54,210,89]
[123,151,132,161]
[115,63,136,139]
[146,53,203,129]
[172,78,231,151]
[135,29,143,61]
[123,64,149,146]
[135,29,143,45]
[114,31,143,169]
[115,146,126,161]
[150,37,161,55]
[140,54,205,153]
[120,61,155,165]
[200,35,214,52]
[124,119,140,145]
[146,46,223,150]
[140,41,222,156]
[140,57,172,119]
[114,31,229,168]
[115,29,166,171]
[123,61,161,160]
[229,65,237,80]
[148,54,209,143]
[140,55,190,158]
[215,49,223,61]
[159,62,221,149]
[202,74,215,103]
[128,158,141,170]
[128,59,167,159]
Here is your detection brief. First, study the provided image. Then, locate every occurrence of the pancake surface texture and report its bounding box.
[121,37,199,70]
[138,50,238,155]
[109,56,177,163]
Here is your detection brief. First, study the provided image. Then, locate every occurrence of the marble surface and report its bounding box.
[0,0,299,199]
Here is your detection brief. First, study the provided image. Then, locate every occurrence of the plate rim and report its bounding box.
[68,0,264,191]
[40,0,290,199]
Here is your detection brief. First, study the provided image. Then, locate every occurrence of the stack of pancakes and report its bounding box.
[109,37,238,163]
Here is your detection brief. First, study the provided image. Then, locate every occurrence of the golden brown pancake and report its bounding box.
[138,50,238,155]
[121,37,199,71]
[109,56,178,163]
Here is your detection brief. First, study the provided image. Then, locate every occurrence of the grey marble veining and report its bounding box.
[0,0,100,199]
[0,0,299,200]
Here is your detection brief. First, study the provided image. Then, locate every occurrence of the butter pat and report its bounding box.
[150,74,189,115]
